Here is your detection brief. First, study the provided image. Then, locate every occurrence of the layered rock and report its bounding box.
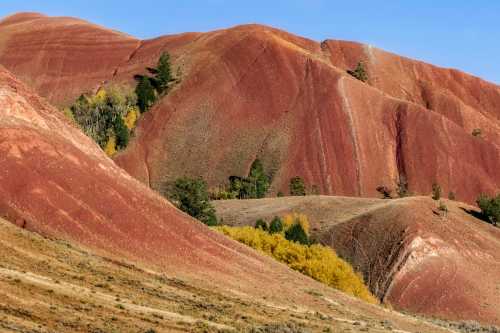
[0,14,498,203]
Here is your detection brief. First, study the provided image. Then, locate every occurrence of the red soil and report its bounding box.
[0,14,498,203]
[214,195,500,326]
[0,65,461,333]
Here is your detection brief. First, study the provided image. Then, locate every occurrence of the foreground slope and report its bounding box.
[0,67,457,332]
[215,196,500,326]
[0,13,498,203]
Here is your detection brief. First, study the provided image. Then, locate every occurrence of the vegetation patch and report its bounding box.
[215,222,377,304]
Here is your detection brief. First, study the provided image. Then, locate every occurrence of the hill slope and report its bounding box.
[0,65,460,332]
[0,13,498,204]
[214,196,500,326]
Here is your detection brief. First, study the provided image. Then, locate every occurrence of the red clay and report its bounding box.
[0,14,498,203]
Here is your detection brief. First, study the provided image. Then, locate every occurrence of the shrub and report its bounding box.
[376,185,392,199]
[215,226,377,304]
[448,191,456,200]
[277,191,284,197]
[432,183,441,201]
[135,76,156,113]
[438,201,448,214]
[472,128,482,137]
[255,219,268,231]
[169,178,217,226]
[347,61,368,82]
[69,86,134,153]
[269,216,284,234]
[289,176,306,196]
[285,223,309,245]
[477,194,500,226]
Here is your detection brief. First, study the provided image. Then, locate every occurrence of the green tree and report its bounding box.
[135,77,156,113]
[113,116,129,149]
[285,223,309,245]
[477,194,500,226]
[248,159,270,199]
[149,52,173,94]
[170,178,218,226]
[289,177,306,196]
[432,183,441,201]
[255,219,268,231]
[347,61,368,82]
[269,216,284,234]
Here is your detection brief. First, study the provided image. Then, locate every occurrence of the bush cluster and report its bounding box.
[477,194,500,226]
[168,177,217,226]
[67,86,138,156]
[225,159,270,199]
[347,61,368,82]
[255,213,311,245]
[216,225,377,304]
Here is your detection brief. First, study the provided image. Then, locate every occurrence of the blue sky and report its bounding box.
[1,1,499,84]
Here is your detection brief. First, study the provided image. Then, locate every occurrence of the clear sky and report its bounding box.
[1,1,499,84]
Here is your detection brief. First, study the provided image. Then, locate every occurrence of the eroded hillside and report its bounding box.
[215,196,500,326]
[0,13,498,203]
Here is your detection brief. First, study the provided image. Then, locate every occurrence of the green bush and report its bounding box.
[69,86,134,152]
[255,219,268,231]
[269,216,284,234]
[347,61,368,82]
[135,76,156,113]
[289,176,306,196]
[285,223,309,245]
[169,178,217,226]
[477,194,500,226]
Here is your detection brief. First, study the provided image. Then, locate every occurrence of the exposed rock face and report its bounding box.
[0,66,458,333]
[214,196,500,326]
[0,13,498,204]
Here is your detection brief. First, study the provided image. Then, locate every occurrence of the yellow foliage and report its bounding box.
[124,107,139,130]
[93,88,107,105]
[283,212,310,235]
[104,135,117,157]
[215,226,377,304]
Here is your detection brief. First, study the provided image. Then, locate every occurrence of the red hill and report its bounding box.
[0,14,498,203]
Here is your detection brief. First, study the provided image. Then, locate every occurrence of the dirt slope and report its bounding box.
[215,196,500,326]
[0,66,459,332]
[0,13,498,203]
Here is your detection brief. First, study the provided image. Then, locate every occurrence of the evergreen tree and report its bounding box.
[285,223,309,245]
[135,77,156,113]
[289,176,306,196]
[255,219,268,231]
[269,216,283,234]
[170,178,218,226]
[154,52,173,94]
[248,159,270,198]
